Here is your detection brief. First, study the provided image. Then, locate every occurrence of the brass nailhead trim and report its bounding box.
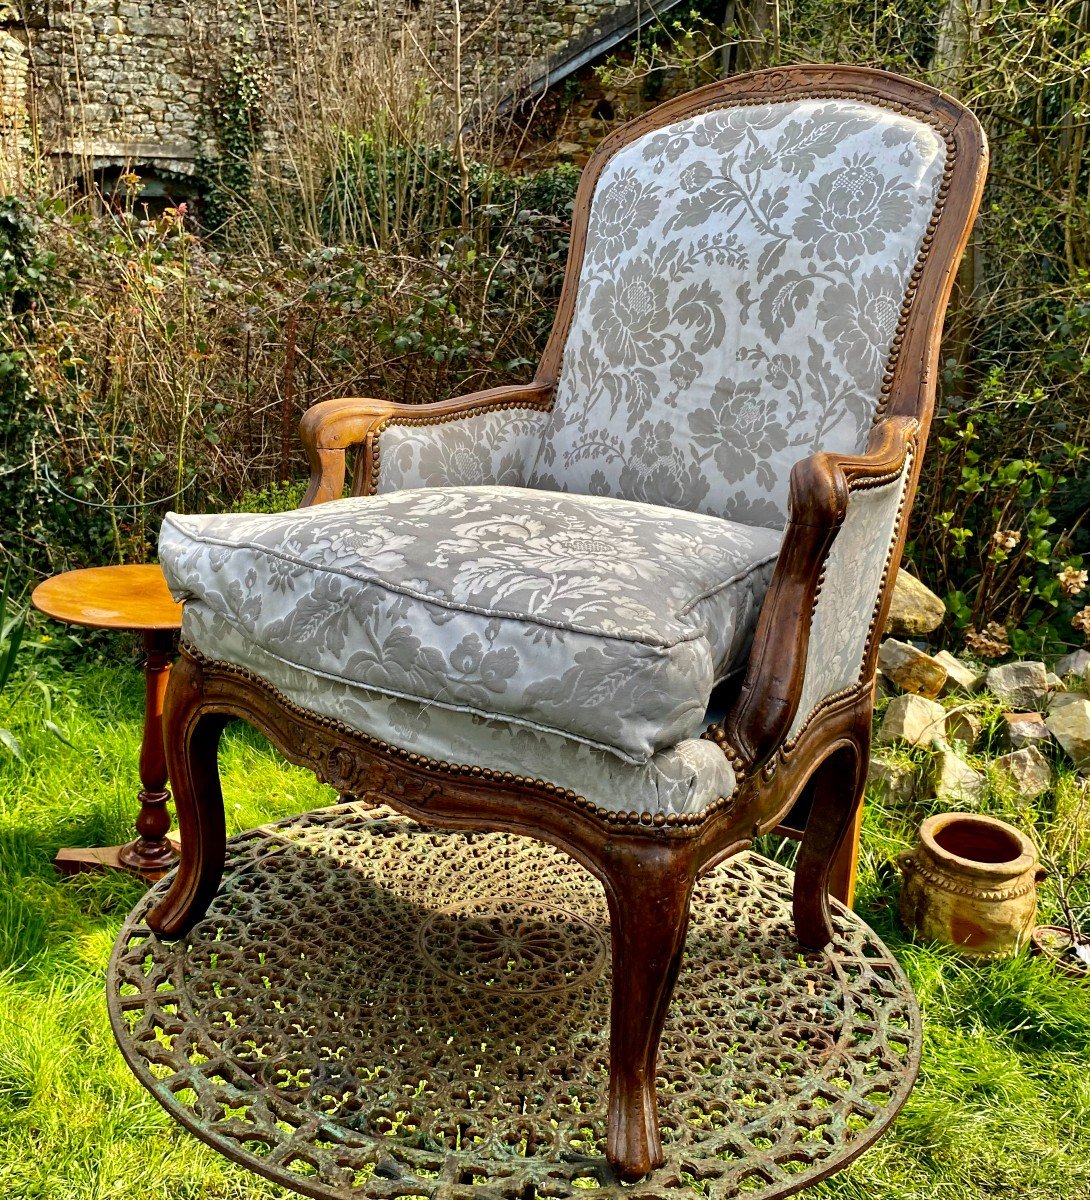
[781,682,869,758]
[782,447,915,754]
[701,720,748,782]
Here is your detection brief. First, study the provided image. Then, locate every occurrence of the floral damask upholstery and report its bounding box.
[175,600,739,818]
[527,99,945,525]
[375,408,552,492]
[363,99,945,527]
[161,488,780,767]
[787,454,913,744]
[160,85,955,818]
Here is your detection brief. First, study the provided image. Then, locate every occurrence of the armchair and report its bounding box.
[151,66,986,1182]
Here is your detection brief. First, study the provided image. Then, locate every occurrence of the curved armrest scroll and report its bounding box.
[299,381,554,505]
[723,416,920,769]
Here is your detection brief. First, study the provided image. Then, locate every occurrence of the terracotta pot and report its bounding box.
[898,813,1040,958]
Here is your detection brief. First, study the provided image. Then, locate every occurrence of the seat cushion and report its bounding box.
[160,487,780,764]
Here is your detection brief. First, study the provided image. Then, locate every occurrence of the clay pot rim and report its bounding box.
[918,812,1037,880]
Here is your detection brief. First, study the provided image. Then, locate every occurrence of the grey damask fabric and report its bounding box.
[787,457,912,742]
[179,602,737,818]
[527,98,946,525]
[375,407,551,493]
[160,487,780,764]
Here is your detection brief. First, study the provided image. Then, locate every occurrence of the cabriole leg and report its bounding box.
[600,841,695,1181]
[792,743,866,949]
[147,654,229,939]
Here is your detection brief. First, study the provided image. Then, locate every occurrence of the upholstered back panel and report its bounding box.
[526,98,948,526]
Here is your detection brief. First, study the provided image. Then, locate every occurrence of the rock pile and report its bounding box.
[870,569,1090,806]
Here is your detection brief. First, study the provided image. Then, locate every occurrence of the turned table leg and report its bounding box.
[117,630,179,876]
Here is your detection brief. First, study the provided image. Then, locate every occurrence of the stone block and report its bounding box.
[1002,711,1051,751]
[886,570,945,636]
[945,709,983,749]
[985,661,1049,710]
[993,747,1051,799]
[1045,695,1090,771]
[926,747,986,807]
[877,694,947,749]
[125,16,187,35]
[934,650,984,695]
[867,755,918,807]
[1055,648,1090,680]
[877,638,947,698]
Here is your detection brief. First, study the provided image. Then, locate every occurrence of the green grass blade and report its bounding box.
[0,726,22,760]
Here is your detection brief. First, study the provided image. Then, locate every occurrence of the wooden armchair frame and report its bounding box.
[149,66,987,1182]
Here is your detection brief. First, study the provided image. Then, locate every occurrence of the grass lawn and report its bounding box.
[1,642,1089,1199]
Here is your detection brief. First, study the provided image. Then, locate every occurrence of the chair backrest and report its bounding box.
[528,67,982,528]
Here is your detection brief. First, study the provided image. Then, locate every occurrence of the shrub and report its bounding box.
[0,196,76,576]
[6,155,574,571]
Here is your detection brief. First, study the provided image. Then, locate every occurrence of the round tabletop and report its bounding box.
[32,564,182,632]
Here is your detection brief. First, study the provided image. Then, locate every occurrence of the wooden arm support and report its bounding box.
[299,381,555,505]
[723,416,920,770]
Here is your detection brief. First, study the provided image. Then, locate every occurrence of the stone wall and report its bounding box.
[21,0,203,172]
[0,4,28,186]
[0,0,679,180]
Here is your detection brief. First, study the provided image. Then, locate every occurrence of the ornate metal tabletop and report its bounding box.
[108,804,920,1200]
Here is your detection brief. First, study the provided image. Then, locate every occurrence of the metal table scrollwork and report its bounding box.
[108,805,920,1200]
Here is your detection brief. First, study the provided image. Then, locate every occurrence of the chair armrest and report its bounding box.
[722,416,919,769]
[299,381,555,505]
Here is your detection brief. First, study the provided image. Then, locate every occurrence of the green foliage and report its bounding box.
[0,569,26,760]
[914,369,1089,653]
[0,576,79,762]
[195,4,269,233]
[320,132,578,252]
[6,157,575,573]
[322,136,492,248]
[235,479,307,514]
[0,197,60,576]
[0,660,326,1197]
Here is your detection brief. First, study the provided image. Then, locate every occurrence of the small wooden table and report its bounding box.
[32,564,183,880]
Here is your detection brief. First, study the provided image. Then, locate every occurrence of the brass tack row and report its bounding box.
[780,449,914,753]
